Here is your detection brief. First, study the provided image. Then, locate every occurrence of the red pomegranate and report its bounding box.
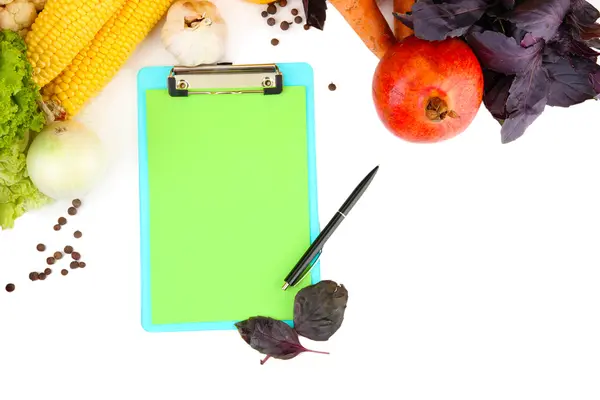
[372,36,484,143]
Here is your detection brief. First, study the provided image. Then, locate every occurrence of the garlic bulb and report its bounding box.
[161,0,227,67]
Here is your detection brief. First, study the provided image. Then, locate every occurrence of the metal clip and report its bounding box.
[167,63,283,97]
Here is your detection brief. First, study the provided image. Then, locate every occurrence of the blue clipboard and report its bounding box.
[137,62,321,332]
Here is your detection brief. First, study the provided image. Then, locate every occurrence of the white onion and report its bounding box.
[26,120,106,200]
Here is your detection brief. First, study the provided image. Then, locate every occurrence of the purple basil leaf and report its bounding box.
[485,3,510,17]
[294,280,348,341]
[501,0,515,9]
[581,23,600,41]
[483,70,515,120]
[543,45,563,63]
[235,316,328,364]
[548,24,600,59]
[302,0,327,30]
[569,0,600,27]
[566,0,600,42]
[521,32,542,47]
[393,12,414,30]
[509,25,528,44]
[567,39,600,59]
[588,38,600,49]
[465,30,544,74]
[470,13,501,32]
[591,70,600,95]
[395,0,493,41]
[507,0,571,41]
[545,56,600,106]
[501,64,551,143]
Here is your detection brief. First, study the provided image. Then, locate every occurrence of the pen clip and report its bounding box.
[293,250,322,287]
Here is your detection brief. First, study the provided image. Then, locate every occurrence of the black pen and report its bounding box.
[282,165,379,290]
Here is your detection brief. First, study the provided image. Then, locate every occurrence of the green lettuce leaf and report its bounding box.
[0,29,51,230]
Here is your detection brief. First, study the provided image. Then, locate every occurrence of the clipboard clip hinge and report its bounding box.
[167,63,283,97]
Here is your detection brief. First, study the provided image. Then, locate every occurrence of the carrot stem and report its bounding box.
[328,0,397,59]
[393,0,414,40]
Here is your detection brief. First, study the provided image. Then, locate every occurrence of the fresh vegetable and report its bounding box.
[322,0,396,57]
[0,29,50,230]
[0,135,51,230]
[394,0,600,144]
[393,0,414,40]
[293,280,348,341]
[302,0,327,30]
[372,35,484,143]
[235,316,329,365]
[0,0,38,37]
[39,0,173,118]
[235,280,348,364]
[161,0,227,67]
[26,120,106,201]
[30,0,46,11]
[24,0,128,88]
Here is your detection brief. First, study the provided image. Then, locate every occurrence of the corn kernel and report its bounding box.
[25,0,129,87]
[42,0,173,118]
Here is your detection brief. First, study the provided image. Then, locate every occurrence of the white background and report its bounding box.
[2,0,600,398]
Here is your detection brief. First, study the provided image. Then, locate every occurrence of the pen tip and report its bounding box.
[282,283,289,291]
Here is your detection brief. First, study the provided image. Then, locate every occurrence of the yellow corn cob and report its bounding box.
[42,0,173,118]
[25,0,128,88]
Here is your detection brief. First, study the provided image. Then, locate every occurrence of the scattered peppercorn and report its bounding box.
[5,283,15,292]
[280,21,290,30]
[279,0,287,6]
[27,197,88,287]
[267,17,275,26]
[271,38,279,46]
[261,10,268,17]
[328,82,337,91]
[291,8,298,15]
[267,3,276,14]
[294,16,302,24]
[303,24,310,30]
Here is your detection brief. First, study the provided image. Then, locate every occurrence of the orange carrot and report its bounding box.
[394,0,414,40]
[328,0,397,59]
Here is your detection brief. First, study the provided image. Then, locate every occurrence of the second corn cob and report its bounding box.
[41,0,173,118]
[25,0,128,87]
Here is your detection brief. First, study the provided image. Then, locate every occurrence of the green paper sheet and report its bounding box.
[145,86,311,325]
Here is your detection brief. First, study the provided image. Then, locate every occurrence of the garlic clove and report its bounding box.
[161,0,227,67]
